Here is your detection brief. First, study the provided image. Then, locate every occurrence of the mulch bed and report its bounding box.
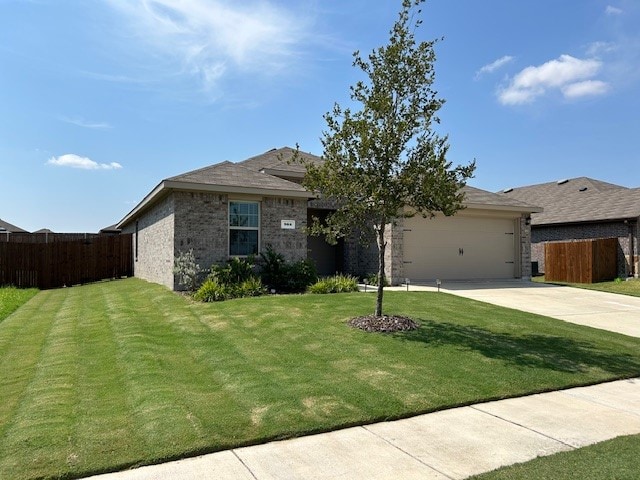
[348,315,420,333]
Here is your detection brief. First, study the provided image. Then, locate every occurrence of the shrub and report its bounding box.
[237,276,266,298]
[210,257,255,285]
[285,259,318,292]
[308,274,359,294]
[173,249,201,291]
[193,279,229,302]
[259,246,317,293]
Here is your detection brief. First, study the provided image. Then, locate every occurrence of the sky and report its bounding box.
[1,0,639,232]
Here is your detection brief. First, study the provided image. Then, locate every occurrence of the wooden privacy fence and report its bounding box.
[0,235,133,289]
[545,238,618,284]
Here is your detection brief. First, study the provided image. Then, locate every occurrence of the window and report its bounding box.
[229,201,259,256]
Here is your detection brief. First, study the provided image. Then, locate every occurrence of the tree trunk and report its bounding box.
[375,224,386,317]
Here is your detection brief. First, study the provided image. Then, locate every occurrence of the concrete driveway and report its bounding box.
[437,280,640,338]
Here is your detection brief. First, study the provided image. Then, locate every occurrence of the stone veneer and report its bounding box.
[532,220,639,277]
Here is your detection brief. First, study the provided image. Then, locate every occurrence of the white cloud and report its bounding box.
[60,116,112,129]
[562,80,609,98]
[498,54,608,105]
[586,41,618,57]
[102,0,309,91]
[47,154,123,170]
[475,55,514,79]
[606,5,623,15]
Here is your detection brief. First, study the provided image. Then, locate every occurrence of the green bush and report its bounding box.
[259,246,317,293]
[194,276,265,302]
[237,276,266,298]
[210,257,255,285]
[193,279,229,302]
[308,274,359,294]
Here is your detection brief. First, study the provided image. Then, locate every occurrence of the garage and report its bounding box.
[402,212,520,281]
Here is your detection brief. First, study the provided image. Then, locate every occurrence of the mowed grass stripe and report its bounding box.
[71,283,147,474]
[0,291,67,437]
[0,289,81,478]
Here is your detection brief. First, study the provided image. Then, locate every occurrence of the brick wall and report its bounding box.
[519,214,532,279]
[261,197,308,263]
[173,191,229,278]
[122,195,176,289]
[532,221,636,277]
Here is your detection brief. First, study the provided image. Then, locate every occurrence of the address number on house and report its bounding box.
[281,220,296,230]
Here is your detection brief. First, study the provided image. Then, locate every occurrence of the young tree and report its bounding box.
[302,0,475,318]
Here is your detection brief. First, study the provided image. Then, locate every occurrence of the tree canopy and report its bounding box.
[302,0,475,318]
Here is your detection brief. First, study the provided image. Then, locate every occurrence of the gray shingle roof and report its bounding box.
[167,160,308,193]
[463,186,541,210]
[500,177,640,225]
[0,218,28,233]
[239,147,324,175]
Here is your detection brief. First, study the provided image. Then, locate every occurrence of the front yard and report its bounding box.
[2,278,640,479]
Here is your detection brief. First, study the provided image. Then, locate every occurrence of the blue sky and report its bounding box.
[1,0,639,232]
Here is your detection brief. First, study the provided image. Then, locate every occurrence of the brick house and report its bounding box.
[500,177,640,278]
[117,147,540,289]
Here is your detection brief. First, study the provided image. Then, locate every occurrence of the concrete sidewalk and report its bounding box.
[87,378,640,480]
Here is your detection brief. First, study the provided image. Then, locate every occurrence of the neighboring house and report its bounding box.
[500,177,640,278]
[117,147,541,290]
[0,218,28,234]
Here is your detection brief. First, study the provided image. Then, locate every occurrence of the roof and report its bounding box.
[117,146,543,229]
[239,146,325,177]
[168,160,309,192]
[499,177,640,225]
[462,186,542,212]
[118,149,314,229]
[0,218,28,233]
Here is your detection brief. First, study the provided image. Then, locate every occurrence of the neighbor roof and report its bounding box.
[500,177,640,225]
[0,218,28,233]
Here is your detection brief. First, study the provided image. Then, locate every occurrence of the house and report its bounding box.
[117,147,541,289]
[0,218,28,234]
[500,177,640,278]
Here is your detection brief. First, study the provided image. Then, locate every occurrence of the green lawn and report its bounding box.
[533,276,640,297]
[471,434,640,480]
[2,278,640,479]
[0,286,38,323]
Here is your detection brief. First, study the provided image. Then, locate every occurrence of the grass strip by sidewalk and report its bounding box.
[471,433,640,480]
[1,278,640,479]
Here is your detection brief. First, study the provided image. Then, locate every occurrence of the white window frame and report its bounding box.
[228,200,260,257]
